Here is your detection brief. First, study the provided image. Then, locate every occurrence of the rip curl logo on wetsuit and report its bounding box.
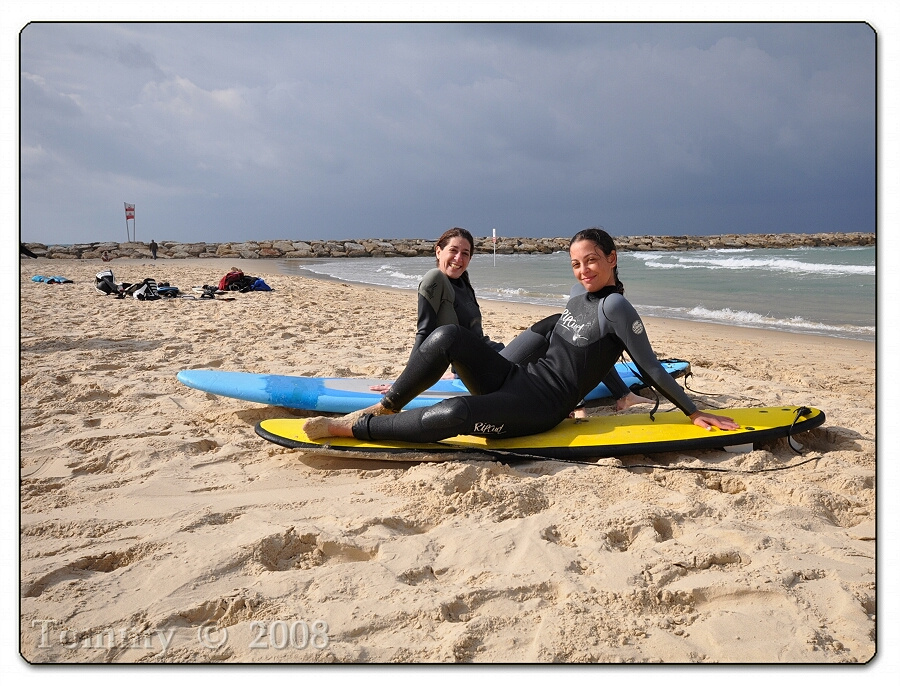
[473,422,505,435]
[632,319,644,335]
[558,308,593,344]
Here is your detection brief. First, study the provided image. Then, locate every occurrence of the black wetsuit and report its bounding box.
[499,312,631,400]
[413,268,631,398]
[354,285,698,443]
[411,268,502,358]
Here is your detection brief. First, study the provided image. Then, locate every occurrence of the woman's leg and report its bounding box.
[370,314,560,394]
[305,325,513,439]
[601,367,630,399]
[382,325,512,410]
[352,397,474,444]
[500,314,560,365]
[602,367,654,411]
[354,382,566,444]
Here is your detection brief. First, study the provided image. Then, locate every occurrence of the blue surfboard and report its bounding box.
[177,360,690,414]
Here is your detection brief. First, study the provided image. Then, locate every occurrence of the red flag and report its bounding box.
[124,203,135,220]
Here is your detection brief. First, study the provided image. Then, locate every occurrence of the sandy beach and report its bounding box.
[19,257,876,664]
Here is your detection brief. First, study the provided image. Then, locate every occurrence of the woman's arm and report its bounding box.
[603,295,695,412]
[410,269,458,357]
[603,295,738,430]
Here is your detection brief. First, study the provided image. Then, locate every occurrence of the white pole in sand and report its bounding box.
[492,228,497,267]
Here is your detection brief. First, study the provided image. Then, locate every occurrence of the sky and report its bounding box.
[18,20,877,245]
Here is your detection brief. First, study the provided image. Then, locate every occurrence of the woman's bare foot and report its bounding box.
[305,401,398,440]
[615,392,653,412]
[304,416,355,439]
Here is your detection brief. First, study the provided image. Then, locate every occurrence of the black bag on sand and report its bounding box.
[227,275,259,292]
[95,270,124,297]
[125,278,161,301]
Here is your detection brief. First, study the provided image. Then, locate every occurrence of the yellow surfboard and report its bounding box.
[255,406,825,460]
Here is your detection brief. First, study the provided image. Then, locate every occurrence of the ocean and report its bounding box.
[276,245,876,342]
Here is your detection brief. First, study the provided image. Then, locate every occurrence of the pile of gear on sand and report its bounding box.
[92,267,273,300]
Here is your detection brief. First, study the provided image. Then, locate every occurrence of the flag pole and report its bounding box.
[492,228,497,267]
[124,203,136,242]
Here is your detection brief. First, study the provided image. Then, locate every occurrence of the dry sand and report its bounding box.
[18,257,877,665]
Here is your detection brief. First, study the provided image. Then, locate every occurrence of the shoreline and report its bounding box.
[69,255,876,346]
[22,255,876,377]
[27,255,877,346]
[24,257,874,370]
[277,260,877,346]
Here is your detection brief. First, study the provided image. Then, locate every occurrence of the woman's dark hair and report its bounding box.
[436,227,476,255]
[569,227,624,294]
[435,227,476,292]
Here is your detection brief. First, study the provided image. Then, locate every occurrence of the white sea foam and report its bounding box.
[639,304,876,339]
[634,254,874,276]
[374,267,423,284]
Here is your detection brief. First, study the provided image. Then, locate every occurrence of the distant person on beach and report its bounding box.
[101,250,112,262]
[370,226,648,412]
[303,227,728,442]
[149,239,158,260]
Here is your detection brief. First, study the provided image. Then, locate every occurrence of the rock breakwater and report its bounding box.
[23,232,874,260]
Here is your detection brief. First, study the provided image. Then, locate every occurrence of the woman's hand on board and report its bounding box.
[689,411,740,431]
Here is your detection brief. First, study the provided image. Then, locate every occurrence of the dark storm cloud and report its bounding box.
[19,22,875,244]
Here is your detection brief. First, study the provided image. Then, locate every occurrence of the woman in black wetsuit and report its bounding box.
[306,228,738,441]
[384,227,505,382]
[375,226,647,410]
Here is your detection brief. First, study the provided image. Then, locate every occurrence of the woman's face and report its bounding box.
[570,239,617,292]
[436,236,473,279]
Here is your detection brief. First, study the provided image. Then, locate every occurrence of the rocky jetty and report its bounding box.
[22,232,874,260]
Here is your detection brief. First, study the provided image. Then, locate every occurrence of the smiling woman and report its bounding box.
[410,227,500,362]
[365,227,506,393]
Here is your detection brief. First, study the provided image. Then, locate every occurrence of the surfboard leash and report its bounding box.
[617,354,661,421]
[604,455,822,474]
[468,447,821,475]
[787,406,814,455]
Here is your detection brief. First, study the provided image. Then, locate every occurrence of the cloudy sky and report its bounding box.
[19,20,876,245]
